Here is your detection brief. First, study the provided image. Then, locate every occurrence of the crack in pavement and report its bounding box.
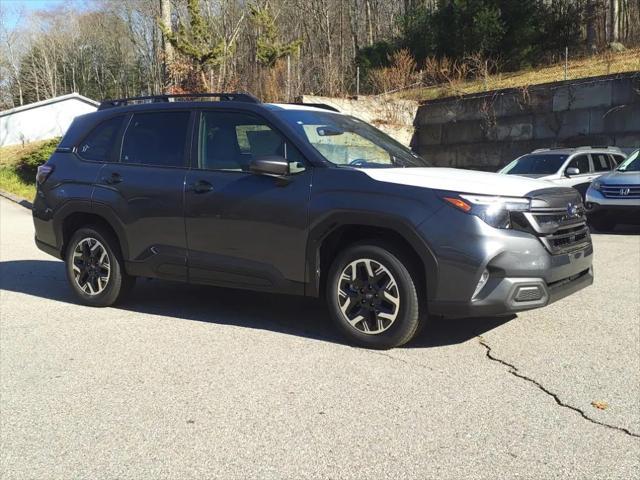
[478,336,640,439]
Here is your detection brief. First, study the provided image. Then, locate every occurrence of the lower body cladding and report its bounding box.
[586,204,640,225]
[421,209,593,318]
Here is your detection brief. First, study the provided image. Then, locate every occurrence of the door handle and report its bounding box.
[102,172,122,185]
[190,180,213,194]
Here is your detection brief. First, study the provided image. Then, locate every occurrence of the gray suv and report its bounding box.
[33,93,593,349]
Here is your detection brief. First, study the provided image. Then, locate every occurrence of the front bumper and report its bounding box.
[585,189,640,224]
[430,263,593,318]
[420,206,594,319]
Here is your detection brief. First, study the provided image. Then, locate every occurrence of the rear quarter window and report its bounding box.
[77,116,124,162]
[611,154,625,167]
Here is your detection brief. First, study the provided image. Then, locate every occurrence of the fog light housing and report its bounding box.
[513,285,543,302]
[472,269,490,300]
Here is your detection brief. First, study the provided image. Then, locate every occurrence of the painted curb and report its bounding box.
[0,188,33,210]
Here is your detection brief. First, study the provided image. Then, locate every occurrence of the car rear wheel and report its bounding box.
[326,242,423,349]
[65,226,134,307]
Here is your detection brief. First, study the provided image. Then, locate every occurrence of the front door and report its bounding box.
[555,153,597,198]
[184,110,312,294]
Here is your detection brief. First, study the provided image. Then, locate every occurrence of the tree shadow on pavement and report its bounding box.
[1,259,515,349]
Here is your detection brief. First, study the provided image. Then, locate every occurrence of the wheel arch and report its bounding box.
[306,213,438,301]
[56,202,129,261]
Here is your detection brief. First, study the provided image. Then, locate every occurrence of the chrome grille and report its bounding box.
[600,184,640,199]
[520,188,591,255]
[539,224,590,254]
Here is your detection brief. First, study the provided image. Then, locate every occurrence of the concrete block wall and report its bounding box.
[412,73,640,171]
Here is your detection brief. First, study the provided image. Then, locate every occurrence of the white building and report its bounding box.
[0,93,99,147]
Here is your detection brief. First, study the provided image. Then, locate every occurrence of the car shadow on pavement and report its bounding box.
[589,223,640,235]
[1,259,515,349]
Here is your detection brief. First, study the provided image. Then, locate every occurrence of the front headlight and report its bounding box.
[442,194,531,229]
[591,180,602,191]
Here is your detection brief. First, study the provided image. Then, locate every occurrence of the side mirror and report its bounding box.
[565,167,580,177]
[249,155,289,177]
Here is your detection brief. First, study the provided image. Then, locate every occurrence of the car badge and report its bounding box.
[567,203,579,218]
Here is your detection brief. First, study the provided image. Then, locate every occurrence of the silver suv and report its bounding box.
[586,149,640,231]
[499,147,625,199]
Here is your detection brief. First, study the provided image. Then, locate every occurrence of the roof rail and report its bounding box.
[288,102,341,113]
[575,145,623,152]
[532,147,563,153]
[98,92,261,110]
[532,146,623,153]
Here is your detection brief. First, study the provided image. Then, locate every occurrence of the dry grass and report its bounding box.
[0,139,53,167]
[0,139,56,200]
[369,49,420,94]
[397,48,640,102]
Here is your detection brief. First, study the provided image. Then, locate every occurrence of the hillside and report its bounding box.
[397,48,640,102]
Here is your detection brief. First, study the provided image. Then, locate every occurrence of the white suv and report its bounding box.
[499,147,625,198]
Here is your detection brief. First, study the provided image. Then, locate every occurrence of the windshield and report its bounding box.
[274,110,431,168]
[617,150,639,172]
[501,154,567,175]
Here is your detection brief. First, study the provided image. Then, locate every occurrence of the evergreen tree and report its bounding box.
[159,0,226,90]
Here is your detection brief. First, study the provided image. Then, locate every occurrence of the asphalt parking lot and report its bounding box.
[1,195,639,479]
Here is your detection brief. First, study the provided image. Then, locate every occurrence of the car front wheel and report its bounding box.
[326,242,423,349]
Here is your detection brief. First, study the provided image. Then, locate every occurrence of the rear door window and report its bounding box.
[120,111,190,167]
[592,153,611,172]
[77,116,124,162]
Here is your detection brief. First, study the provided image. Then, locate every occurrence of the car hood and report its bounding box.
[359,167,554,197]
[596,170,640,185]
[504,173,551,179]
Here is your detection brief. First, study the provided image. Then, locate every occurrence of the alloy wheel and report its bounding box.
[336,258,400,334]
[72,237,111,295]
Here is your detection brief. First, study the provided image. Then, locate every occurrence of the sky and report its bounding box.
[1,0,87,31]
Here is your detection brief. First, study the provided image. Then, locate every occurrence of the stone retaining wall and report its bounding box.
[412,72,640,170]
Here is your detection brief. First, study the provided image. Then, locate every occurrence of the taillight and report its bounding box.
[36,164,54,184]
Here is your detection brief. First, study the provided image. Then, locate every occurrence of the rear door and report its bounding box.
[92,110,193,281]
[184,109,312,294]
[592,152,614,178]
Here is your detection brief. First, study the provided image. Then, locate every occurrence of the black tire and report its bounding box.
[588,215,616,232]
[326,241,423,349]
[65,225,135,307]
